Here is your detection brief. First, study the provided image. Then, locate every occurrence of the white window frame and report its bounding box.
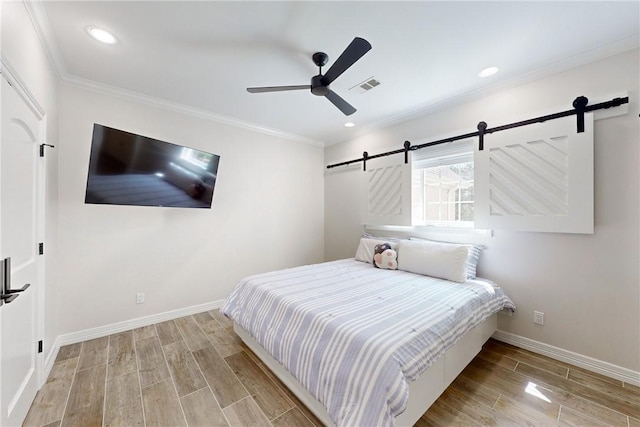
[412,139,475,229]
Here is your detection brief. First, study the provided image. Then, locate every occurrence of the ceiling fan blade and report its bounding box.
[325,90,356,116]
[322,37,372,85]
[247,85,311,93]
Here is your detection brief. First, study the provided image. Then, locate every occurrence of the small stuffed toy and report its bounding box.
[373,243,398,270]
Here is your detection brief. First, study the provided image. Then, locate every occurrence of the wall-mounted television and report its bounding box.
[85,124,220,209]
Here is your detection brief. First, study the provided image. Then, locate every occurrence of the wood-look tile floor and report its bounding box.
[23,310,639,427]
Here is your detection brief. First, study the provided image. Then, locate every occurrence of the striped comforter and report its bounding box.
[221,259,515,426]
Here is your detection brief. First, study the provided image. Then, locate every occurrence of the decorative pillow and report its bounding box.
[464,244,485,279]
[373,243,398,270]
[397,239,469,283]
[409,237,484,279]
[355,238,398,263]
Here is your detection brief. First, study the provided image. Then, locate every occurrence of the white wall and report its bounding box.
[1,1,60,361]
[4,0,325,355]
[5,0,636,378]
[57,84,324,334]
[324,49,639,372]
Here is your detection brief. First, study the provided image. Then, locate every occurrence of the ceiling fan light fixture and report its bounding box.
[479,66,499,78]
[86,26,117,44]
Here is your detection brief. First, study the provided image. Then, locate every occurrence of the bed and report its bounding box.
[222,242,515,427]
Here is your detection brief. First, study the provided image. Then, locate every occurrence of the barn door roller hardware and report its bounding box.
[326,95,629,169]
[359,141,412,172]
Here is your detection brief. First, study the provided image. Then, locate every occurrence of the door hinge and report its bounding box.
[38,242,44,255]
[38,340,43,353]
[39,143,55,157]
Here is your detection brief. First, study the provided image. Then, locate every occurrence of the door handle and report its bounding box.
[0,257,6,307]
[1,294,19,303]
[4,283,31,294]
[0,257,30,305]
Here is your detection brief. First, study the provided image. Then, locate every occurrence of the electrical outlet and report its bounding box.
[534,310,544,325]
[136,292,145,304]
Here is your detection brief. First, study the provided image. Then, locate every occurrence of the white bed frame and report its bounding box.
[234,313,497,426]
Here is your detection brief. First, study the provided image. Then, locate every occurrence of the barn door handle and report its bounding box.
[0,257,30,305]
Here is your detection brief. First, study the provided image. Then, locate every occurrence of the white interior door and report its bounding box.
[0,72,44,426]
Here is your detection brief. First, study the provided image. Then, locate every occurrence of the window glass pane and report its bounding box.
[460,203,474,221]
[412,160,474,226]
[458,186,474,202]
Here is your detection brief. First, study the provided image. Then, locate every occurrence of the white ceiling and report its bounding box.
[35,1,639,146]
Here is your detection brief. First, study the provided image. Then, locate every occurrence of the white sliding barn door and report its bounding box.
[362,154,412,226]
[474,114,594,234]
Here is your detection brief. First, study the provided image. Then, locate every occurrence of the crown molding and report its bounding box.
[22,0,325,147]
[22,0,67,81]
[62,76,326,147]
[23,0,636,150]
[0,53,45,118]
[330,36,639,146]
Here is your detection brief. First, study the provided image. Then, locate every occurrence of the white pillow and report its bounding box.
[409,237,485,279]
[355,238,398,264]
[397,240,469,283]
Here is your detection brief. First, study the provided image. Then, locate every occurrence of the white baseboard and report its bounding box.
[41,310,639,390]
[43,299,225,383]
[493,330,640,387]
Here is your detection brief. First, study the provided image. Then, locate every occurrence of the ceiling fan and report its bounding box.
[246,37,372,116]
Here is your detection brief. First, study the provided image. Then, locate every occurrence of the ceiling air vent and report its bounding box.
[349,77,381,94]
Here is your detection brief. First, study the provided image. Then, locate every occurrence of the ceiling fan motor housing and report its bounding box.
[311,75,329,96]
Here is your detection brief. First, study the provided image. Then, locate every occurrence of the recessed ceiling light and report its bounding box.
[344,122,355,128]
[86,27,117,44]
[479,66,499,78]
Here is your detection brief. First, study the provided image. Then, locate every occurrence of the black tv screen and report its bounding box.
[85,124,220,208]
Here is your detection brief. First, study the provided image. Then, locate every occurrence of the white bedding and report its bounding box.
[221,258,515,426]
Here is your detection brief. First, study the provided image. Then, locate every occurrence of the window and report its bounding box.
[363,111,599,233]
[411,140,474,227]
[412,161,474,225]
